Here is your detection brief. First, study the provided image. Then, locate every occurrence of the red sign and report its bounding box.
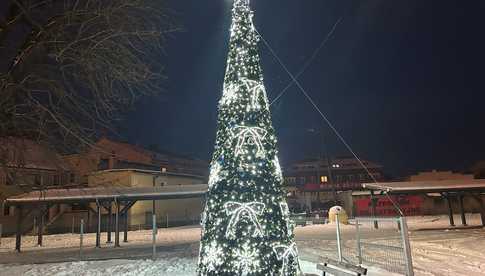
[355,195,423,216]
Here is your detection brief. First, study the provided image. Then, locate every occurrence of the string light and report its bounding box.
[198,0,300,275]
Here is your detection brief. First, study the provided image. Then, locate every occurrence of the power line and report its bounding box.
[270,17,343,106]
[255,27,404,216]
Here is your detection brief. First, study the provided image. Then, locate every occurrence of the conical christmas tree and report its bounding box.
[198,0,300,275]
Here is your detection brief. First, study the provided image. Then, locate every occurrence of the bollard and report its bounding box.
[80,219,84,260]
[336,214,343,262]
[152,214,157,260]
[72,216,75,235]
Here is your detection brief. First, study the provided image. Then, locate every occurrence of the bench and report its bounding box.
[316,257,367,276]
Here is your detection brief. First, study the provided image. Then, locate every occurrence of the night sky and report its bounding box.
[123,0,485,177]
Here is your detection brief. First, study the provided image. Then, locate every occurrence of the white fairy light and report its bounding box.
[202,241,224,272]
[233,242,260,276]
[220,83,238,106]
[208,161,225,189]
[199,0,299,273]
[273,157,283,182]
[279,202,290,217]
[232,126,267,157]
[241,78,269,110]
[272,242,300,276]
[224,201,265,239]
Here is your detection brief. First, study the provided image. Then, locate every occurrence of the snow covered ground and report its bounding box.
[0,258,399,276]
[0,214,484,275]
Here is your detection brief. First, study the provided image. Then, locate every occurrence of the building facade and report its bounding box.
[62,138,209,230]
[87,169,207,228]
[64,137,208,185]
[284,156,385,212]
[1,137,208,235]
[352,170,483,218]
[0,138,76,234]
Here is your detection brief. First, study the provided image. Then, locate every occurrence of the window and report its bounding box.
[70,173,75,184]
[53,175,60,186]
[34,174,41,186]
[320,176,328,183]
[3,206,10,216]
[6,172,14,186]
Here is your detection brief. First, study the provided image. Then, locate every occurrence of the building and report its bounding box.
[1,137,209,235]
[284,156,385,212]
[64,137,208,185]
[0,138,75,234]
[352,170,484,218]
[470,161,485,179]
[87,169,206,228]
[60,138,209,230]
[409,170,474,181]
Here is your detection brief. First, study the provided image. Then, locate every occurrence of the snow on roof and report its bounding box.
[5,184,208,205]
[362,179,485,193]
[90,168,206,179]
[0,137,69,171]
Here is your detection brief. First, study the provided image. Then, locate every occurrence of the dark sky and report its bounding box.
[123,0,485,177]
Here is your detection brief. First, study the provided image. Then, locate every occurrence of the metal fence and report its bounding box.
[333,215,414,276]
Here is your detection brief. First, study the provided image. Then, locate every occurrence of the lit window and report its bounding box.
[320,176,328,183]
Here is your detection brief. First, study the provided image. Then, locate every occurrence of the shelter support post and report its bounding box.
[458,194,467,226]
[37,206,45,247]
[120,200,136,243]
[15,206,23,252]
[107,201,112,243]
[370,190,378,229]
[124,211,128,243]
[115,199,120,247]
[96,200,101,248]
[445,194,455,227]
[474,194,485,227]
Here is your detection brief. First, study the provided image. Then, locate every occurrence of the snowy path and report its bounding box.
[0,215,484,275]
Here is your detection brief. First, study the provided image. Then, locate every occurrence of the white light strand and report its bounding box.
[232,126,267,157]
[241,78,269,110]
[208,161,226,189]
[273,157,283,182]
[272,242,299,276]
[202,241,224,271]
[233,242,261,276]
[224,201,265,239]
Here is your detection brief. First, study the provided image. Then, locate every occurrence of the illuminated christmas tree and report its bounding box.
[198,0,300,275]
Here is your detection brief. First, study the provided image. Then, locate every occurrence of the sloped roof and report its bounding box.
[362,179,485,193]
[5,184,208,205]
[0,137,69,171]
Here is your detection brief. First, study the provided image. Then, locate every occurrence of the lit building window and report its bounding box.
[320,176,328,183]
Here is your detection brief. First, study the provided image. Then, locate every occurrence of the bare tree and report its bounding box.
[0,0,178,193]
[1,0,178,150]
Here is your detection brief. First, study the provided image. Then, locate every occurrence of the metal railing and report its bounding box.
[333,215,414,276]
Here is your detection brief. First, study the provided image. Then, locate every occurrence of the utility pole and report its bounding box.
[321,130,337,206]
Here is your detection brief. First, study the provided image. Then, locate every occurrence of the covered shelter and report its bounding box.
[362,180,485,227]
[4,185,207,252]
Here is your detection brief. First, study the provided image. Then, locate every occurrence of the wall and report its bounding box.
[352,194,485,217]
[410,171,474,181]
[88,170,206,228]
[128,172,205,227]
[88,171,132,187]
